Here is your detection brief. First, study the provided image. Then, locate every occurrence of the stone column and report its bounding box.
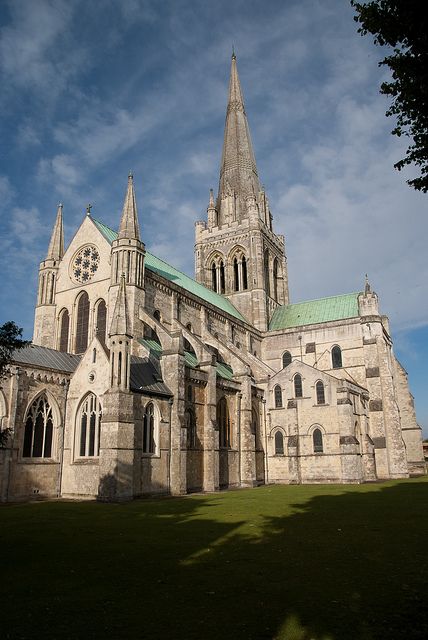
[200,356,219,491]
[98,389,136,501]
[161,332,186,495]
[234,369,255,487]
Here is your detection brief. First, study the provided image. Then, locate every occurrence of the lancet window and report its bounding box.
[274,385,283,408]
[316,381,325,405]
[332,345,342,369]
[143,402,156,454]
[75,291,90,354]
[294,374,303,398]
[210,255,226,293]
[282,351,292,368]
[313,428,324,453]
[77,393,101,458]
[95,299,107,344]
[264,249,270,296]
[23,394,54,458]
[275,430,284,455]
[58,308,69,352]
[230,248,248,292]
[217,397,231,448]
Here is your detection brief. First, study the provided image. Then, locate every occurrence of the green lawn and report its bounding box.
[1,478,427,640]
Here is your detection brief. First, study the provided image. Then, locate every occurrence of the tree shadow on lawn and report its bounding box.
[1,480,428,640]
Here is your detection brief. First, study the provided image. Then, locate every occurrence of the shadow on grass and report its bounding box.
[1,479,427,640]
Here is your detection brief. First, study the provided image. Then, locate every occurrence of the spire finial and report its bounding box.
[86,203,92,216]
[46,202,65,261]
[118,173,140,240]
[218,54,260,203]
[365,274,371,295]
[232,44,236,60]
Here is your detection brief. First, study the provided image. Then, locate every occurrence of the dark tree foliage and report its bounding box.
[0,321,29,448]
[351,0,428,192]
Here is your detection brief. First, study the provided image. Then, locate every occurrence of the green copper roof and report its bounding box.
[269,293,361,330]
[91,217,245,322]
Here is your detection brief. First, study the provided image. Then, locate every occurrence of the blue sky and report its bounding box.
[0,0,427,435]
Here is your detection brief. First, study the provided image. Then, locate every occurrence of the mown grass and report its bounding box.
[1,477,427,640]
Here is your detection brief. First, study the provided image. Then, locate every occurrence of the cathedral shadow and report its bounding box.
[1,480,427,640]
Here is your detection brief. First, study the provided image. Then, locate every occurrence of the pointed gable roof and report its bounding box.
[218,54,261,201]
[118,173,141,240]
[46,203,64,261]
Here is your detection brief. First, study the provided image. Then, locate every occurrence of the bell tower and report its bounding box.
[195,54,288,330]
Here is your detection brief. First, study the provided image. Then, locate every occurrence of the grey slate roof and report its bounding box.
[13,345,81,373]
[130,356,172,397]
[12,346,171,397]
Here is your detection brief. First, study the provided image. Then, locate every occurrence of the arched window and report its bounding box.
[316,381,325,405]
[294,374,303,398]
[186,409,197,449]
[242,256,248,290]
[251,404,258,436]
[59,309,69,352]
[234,257,239,291]
[23,394,54,458]
[275,431,284,455]
[332,345,342,369]
[220,261,225,293]
[77,394,101,457]
[96,299,107,344]
[264,249,270,296]
[211,263,217,292]
[217,397,231,448]
[274,385,283,408]
[313,428,323,453]
[282,351,292,368]
[143,402,156,454]
[75,292,90,354]
[153,310,161,321]
[273,258,278,301]
[186,322,192,331]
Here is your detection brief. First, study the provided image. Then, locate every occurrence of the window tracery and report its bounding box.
[77,393,101,458]
[23,394,54,458]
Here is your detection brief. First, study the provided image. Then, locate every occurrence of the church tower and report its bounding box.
[109,174,145,343]
[195,54,289,330]
[33,203,64,346]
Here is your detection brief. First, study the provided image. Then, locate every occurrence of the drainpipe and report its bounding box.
[262,398,269,485]
[237,393,242,486]
[57,379,70,498]
[167,397,173,495]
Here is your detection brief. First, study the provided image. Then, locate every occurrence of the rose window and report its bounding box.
[71,246,100,283]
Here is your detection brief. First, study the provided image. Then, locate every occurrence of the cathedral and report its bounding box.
[0,55,425,502]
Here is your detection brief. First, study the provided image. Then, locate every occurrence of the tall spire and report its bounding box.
[109,274,131,337]
[218,54,261,201]
[46,203,64,261]
[118,173,140,240]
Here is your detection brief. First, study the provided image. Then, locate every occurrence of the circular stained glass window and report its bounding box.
[71,245,100,283]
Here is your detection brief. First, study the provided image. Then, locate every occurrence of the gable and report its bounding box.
[56,215,113,293]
